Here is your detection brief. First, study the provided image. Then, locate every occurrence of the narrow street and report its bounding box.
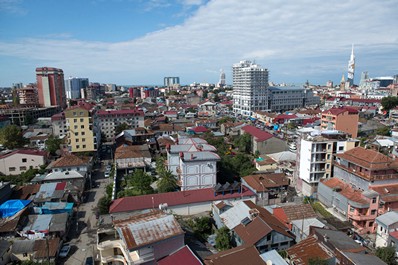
[60,162,109,265]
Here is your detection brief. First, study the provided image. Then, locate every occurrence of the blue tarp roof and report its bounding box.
[0,200,31,218]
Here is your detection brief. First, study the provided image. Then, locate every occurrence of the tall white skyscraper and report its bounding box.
[64,77,89,99]
[232,60,269,116]
[217,69,226,87]
[346,44,355,88]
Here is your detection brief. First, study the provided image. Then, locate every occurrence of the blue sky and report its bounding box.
[0,0,397,87]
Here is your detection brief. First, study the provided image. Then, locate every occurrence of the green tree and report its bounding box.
[157,170,178,193]
[308,257,328,265]
[98,196,111,214]
[215,227,232,251]
[376,246,397,265]
[218,116,234,124]
[155,156,166,176]
[381,96,398,113]
[0,125,27,149]
[191,216,212,241]
[376,126,391,136]
[115,123,130,135]
[45,135,62,155]
[126,170,154,196]
[233,133,252,154]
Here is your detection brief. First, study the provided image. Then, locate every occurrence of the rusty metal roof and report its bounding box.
[114,210,184,250]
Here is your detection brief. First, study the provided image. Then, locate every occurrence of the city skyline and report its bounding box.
[0,0,398,87]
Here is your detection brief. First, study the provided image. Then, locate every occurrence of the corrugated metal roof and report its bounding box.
[259,250,288,265]
[115,211,184,250]
[219,201,252,230]
[376,211,398,227]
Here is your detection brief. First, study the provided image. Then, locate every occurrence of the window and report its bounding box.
[369,221,374,227]
[75,132,78,136]
[74,118,77,122]
[338,146,344,151]
[22,158,27,163]
[82,132,85,136]
[76,139,79,142]
[81,125,84,129]
[83,145,86,148]
[9,167,16,172]
[80,118,84,122]
[82,138,85,142]
[80,111,83,115]
[372,197,377,203]
[327,154,331,160]
[76,145,80,149]
[74,125,78,129]
[20,166,27,171]
[73,112,77,116]
[371,209,377,215]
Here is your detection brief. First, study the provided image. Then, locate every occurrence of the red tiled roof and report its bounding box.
[192,126,208,133]
[321,178,369,205]
[49,154,91,168]
[109,186,256,213]
[274,114,297,120]
[0,149,47,160]
[164,111,178,115]
[322,107,358,115]
[286,236,333,265]
[370,183,398,203]
[243,173,289,192]
[390,231,398,240]
[335,147,398,170]
[157,246,202,265]
[204,245,264,265]
[241,125,273,142]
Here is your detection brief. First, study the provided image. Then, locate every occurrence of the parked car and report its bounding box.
[59,244,71,258]
[106,165,112,171]
[85,256,93,265]
[104,171,110,178]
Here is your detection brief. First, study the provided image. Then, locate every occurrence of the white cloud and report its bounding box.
[0,0,397,86]
[0,0,26,15]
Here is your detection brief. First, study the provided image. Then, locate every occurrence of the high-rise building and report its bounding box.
[232,60,269,116]
[164,77,180,87]
[346,44,355,88]
[64,77,89,100]
[217,69,226,87]
[36,67,66,109]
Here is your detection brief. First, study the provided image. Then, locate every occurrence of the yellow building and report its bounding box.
[64,101,100,153]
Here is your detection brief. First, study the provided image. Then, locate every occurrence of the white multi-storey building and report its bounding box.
[233,60,269,116]
[268,87,320,112]
[167,136,220,191]
[296,129,359,196]
[97,109,145,141]
[64,77,89,100]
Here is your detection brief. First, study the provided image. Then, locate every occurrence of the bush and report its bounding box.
[215,227,232,251]
[311,202,333,218]
[98,196,111,214]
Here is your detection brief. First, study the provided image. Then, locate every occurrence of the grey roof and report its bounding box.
[219,201,252,230]
[313,228,362,251]
[376,211,398,227]
[170,143,216,153]
[342,252,387,265]
[268,151,296,162]
[291,218,325,238]
[268,86,304,91]
[260,250,288,265]
[11,240,35,254]
[25,214,52,231]
[182,151,220,162]
[0,240,11,256]
[49,213,68,232]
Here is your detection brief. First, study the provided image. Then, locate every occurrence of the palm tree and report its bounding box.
[157,170,178,193]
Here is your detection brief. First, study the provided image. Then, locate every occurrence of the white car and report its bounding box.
[104,171,110,178]
[106,165,112,171]
[59,244,71,258]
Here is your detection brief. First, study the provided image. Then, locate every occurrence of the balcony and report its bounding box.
[348,212,375,221]
[101,255,127,265]
[97,239,124,251]
[334,163,398,182]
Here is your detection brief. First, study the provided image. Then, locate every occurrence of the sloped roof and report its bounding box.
[157,245,203,265]
[335,147,398,170]
[110,186,255,214]
[114,210,184,250]
[322,107,358,115]
[204,245,265,265]
[243,173,289,192]
[48,154,91,168]
[0,149,47,160]
[286,236,333,265]
[321,178,370,206]
[115,145,151,159]
[277,204,318,222]
[241,125,273,142]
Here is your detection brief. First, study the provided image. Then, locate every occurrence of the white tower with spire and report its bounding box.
[346,44,355,88]
[217,69,226,87]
